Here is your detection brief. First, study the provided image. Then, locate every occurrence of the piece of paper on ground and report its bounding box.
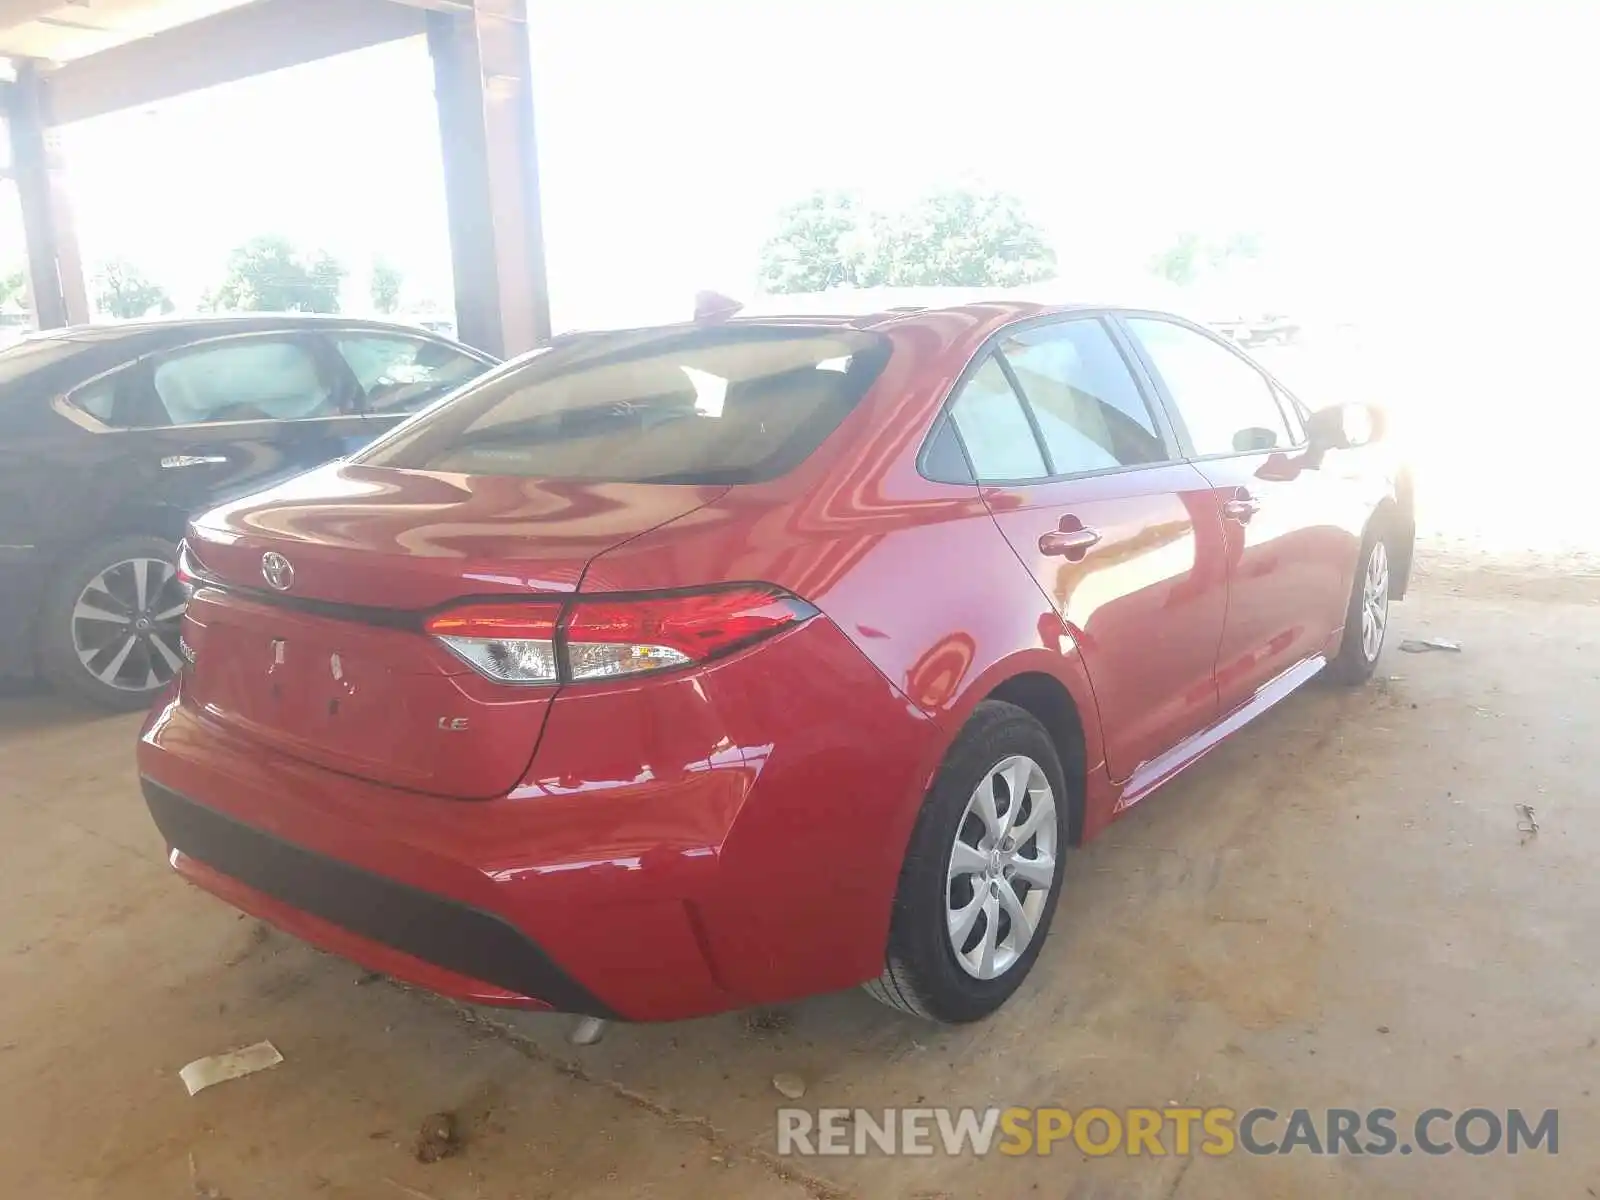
[179,1040,284,1096]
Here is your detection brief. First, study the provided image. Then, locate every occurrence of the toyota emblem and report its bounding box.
[261,551,295,592]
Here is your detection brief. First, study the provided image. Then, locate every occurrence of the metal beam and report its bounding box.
[0,1,68,27]
[382,0,475,12]
[427,1,550,356]
[5,60,87,328]
[42,0,428,125]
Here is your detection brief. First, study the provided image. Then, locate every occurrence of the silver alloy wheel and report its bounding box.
[946,754,1058,980]
[70,556,187,693]
[1360,540,1390,663]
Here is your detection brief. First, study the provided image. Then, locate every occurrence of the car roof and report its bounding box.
[735,284,1136,325]
[546,298,1120,352]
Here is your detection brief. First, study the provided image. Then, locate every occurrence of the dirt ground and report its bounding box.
[3,540,1598,1199]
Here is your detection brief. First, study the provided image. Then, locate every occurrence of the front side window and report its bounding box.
[1125,318,1291,457]
[1000,319,1168,474]
[358,326,890,483]
[1272,382,1307,444]
[947,357,1048,482]
[150,338,337,426]
[334,334,486,414]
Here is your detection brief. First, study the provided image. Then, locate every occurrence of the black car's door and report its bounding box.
[70,330,373,538]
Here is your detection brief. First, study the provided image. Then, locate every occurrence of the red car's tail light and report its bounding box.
[425,603,563,684]
[175,539,208,589]
[424,587,815,686]
[564,587,815,680]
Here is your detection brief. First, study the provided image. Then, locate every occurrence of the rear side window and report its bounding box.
[946,357,1047,481]
[69,375,119,423]
[150,337,338,426]
[334,334,486,414]
[999,319,1168,474]
[358,326,890,483]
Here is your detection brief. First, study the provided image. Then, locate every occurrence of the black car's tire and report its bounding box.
[38,534,187,712]
[865,701,1068,1023]
[1324,520,1393,687]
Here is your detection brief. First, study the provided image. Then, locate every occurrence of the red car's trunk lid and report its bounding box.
[188,463,726,608]
[180,463,726,797]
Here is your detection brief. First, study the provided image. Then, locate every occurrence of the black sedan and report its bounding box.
[0,315,498,709]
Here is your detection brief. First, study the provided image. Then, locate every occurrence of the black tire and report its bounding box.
[865,700,1068,1023]
[1324,520,1392,686]
[38,534,186,712]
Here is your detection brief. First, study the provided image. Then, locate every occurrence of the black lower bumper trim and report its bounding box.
[142,779,615,1018]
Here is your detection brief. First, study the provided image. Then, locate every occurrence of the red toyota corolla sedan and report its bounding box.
[137,301,1413,1024]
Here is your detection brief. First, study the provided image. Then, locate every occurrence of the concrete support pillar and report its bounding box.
[4,62,89,330]
[427,1,551,359]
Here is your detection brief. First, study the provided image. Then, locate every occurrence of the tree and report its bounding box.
[1150,231,1263,286]
[1211,231,1263,268]
[92,259,174,319]
[756,190,866,293]
[0,268,26,311]
[211,235,345,313]
[1150,232,1205,286]
[370,257,403,314]
[858,187,1057,288]
[757,186,1057,293]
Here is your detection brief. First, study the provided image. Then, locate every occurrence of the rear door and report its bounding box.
[1120,316,1351,711]
[69,331,373,532]
[943,315,1230,783]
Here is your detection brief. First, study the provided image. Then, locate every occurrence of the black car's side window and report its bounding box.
[333,334,485,415]
[62,365,156,429]
[946,356,1048,482]
[999,319,1169,474]
[69,375,120,424]
[1125,318,1291,457]
[147,338,338,427]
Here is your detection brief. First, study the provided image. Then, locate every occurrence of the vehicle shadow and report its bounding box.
[0,680,129,736]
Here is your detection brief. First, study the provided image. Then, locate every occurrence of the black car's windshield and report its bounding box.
[355,325,891,484]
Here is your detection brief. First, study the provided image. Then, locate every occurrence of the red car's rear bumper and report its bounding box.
[137,618,944,1021]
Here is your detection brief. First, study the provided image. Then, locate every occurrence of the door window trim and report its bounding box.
[1110,310,1308,461]
[916,310,1184,487]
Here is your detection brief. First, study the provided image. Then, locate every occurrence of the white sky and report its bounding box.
[1,0,1596,331]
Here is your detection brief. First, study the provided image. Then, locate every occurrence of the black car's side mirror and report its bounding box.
[1304,402,1385,467]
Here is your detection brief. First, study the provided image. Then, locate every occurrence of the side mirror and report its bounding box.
[1305,402,1385,462]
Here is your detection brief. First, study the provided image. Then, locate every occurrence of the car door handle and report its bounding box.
[160,455,228,470]
[1039,527,1102,557]
[1222,493,1261,523]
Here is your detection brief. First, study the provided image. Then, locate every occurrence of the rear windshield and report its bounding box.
[355,325,891,484]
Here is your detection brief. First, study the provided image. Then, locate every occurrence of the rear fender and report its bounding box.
[899,641,1114,854]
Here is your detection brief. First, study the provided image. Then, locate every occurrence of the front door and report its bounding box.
[944,316,1231,783]
[1121,316,1348,712]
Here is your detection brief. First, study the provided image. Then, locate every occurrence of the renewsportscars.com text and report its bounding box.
[776,1106,1558,1158]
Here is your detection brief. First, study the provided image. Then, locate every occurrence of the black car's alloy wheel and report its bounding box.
[40,535,186,711]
